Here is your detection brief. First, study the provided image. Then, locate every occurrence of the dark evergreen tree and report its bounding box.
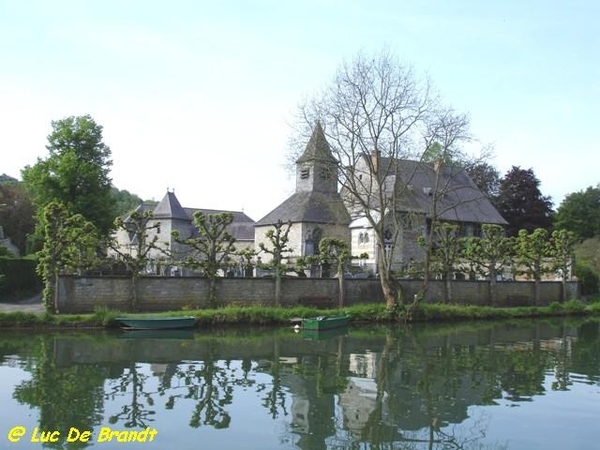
[495,166,553,236]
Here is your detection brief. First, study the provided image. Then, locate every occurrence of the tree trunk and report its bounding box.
[274,271,281,307]
[338,271,345,307]
[378,256,396,307]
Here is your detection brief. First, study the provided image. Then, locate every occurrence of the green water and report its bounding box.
[0,319,598,449]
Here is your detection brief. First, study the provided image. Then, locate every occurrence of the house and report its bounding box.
[112,190,255,274]
[254,123,351,269]
[346,153,507,273]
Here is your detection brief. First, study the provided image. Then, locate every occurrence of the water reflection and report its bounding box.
[1,319,598,449]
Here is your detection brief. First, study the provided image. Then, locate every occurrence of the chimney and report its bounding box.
[370,149,380,171]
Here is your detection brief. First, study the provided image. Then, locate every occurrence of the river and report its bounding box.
[0,318,598,449]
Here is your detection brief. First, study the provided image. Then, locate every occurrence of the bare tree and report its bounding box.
[291,50,473,307]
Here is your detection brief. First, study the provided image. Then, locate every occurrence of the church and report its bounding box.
[113,123,506,276]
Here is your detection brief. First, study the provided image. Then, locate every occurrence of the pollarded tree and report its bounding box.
[318,237,351,307]
[462,224,512,305]
[550,229,576,301]
[292,49,472,308]
[22,115,116,237]
[555,185,600,242]
[37,201,99,313]
[111,210,170,311]
[419,223,464,303]
[495,166,553,236]
[514,228,552,305]
[258,220,293,307]
[172,212,236,307]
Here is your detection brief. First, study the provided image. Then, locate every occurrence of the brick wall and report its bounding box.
[56,275,580,313]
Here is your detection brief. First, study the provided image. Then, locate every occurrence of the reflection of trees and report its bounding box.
[105,362,155,428]
[12,336,107,449]
[155,342,249,429]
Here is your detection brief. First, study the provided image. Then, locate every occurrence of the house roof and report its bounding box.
[122,191,255,242]
[255,191,351,226]
[153,191,188,220]
[185,207,255,241]
[358,157,507,225]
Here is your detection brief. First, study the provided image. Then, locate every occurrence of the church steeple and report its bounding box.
[295,122,338,194]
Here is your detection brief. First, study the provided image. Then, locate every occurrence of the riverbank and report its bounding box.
[0,300,599,329]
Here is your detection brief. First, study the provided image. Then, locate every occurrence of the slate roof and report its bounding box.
[153,191,188,220]
[255,191,351,226]
[296,122,337,165]
[378,158,507,225]
[123,192,255,242]
[185,207,255,241]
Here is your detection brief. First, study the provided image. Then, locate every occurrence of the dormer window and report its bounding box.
[300,167,310,179]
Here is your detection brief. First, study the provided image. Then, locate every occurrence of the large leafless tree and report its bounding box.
[291,50,475,307]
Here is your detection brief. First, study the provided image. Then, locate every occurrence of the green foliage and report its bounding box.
[37,201,99,313]
[259,220,293,271]
[425,223,463,279]
[258,220,293,306]
[574,261,599,295]
[236,247,258,277]
[173,212,236,306]
[555,185,600,241]
[0,182,36,254]
[92,307,123,327]
[514,228,551,281]
[463,224,512,281]
[318,237,351,276]
[0,257,42,299]
[22,115,116,237]
[110,187,144,217]
[549,229,576,285]
[465,162,500,200]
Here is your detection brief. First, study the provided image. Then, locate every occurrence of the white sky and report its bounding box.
[1,0,598,221]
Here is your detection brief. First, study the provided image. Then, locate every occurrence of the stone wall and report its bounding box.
[56,275,580,314]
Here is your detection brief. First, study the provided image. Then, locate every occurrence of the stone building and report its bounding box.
[347,154,507,273]
[112,190,255,274]
[254,123,351,267]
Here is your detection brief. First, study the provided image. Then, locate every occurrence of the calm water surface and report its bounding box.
[0,319,599,449]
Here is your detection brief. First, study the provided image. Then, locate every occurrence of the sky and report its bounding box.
[1,0,598,221]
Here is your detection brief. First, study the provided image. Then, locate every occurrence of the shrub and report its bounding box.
[574,261,599,295]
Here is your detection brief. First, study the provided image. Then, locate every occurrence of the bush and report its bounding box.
[0,256,42,299]
[574,261,599,295]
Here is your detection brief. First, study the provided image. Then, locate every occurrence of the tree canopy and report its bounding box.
[22,115,116,236]
[555,185,600,241]
[494,166,553,236]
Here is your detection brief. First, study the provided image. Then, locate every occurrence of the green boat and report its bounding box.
[302,314,350,331]
[115,316,196,330]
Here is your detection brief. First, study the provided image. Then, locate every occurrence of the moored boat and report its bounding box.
[302,314,350,331]
[115,316,196,330]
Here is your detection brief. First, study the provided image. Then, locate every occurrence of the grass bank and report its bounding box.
[0,299,599,329]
